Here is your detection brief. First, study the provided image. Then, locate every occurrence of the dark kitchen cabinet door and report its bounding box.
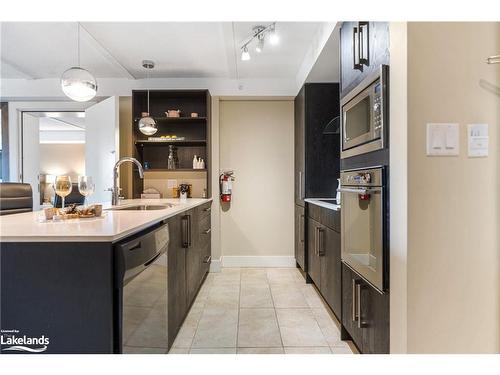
[340,22,389,97]
[167,215,187,346]
[360,279,390,354]
[307,218,321,286]
[341,263,389,354]
[295,204,305,270]
[185,209,202,305]
[320,227,341,319]
[341,264,363,347]
[294,86,306,206]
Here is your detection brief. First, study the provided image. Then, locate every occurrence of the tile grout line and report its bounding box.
[187,273,214,353]
[267,269,286,351]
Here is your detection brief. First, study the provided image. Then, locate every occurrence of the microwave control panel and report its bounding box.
[373,82,382,135]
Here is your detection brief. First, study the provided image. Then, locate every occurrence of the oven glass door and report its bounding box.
[122,254,168,354]
[341,187,383,291]
[342,88,375,151]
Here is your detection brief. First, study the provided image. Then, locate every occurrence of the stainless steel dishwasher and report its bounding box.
[114,222,169,354]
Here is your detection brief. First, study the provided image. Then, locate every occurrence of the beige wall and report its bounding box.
[389,22,408,354]
[406,22,500,353]
[219,100,294,261]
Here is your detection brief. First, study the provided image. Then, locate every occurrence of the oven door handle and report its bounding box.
[337,187,381,194]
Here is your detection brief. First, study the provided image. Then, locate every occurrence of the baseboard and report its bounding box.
[209,257,222,273]
[221,256,296,268]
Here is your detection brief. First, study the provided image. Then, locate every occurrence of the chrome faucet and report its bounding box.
[112,157,144,205]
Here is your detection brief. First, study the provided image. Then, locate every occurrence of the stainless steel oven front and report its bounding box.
[339,167,385,291]
[341,65,388,159]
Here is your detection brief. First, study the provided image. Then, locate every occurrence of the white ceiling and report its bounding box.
[1,22,323,79]
[0,22,337,97]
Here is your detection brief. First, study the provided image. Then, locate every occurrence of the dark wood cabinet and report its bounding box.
[294,204,305,270]
[307,217,322,286]
[185,202,212,304]
[168,201,212,348]
[294,83,341,207]
[341,263,389,354]
[294,83,341,273]
[340,22,389,98]
[320,226,341,318]
[167,214,188,346]
[131,90,211,199]
[307,204,342,320]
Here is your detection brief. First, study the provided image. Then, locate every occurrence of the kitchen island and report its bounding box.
[0,198,212,354]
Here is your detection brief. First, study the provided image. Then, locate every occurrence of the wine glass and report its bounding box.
[78,176,95,206]
[54,176,72,209]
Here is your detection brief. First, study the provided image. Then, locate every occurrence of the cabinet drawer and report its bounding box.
[197,202,212,220]
[307,203,322,222]
[198,215,211,246]
[307,203,340,232]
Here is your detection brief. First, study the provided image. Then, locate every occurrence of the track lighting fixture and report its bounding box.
[240,22,278,61]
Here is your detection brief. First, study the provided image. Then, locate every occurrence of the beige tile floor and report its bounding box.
[169,267,355,354]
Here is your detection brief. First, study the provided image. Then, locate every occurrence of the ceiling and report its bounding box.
[1,22,326,80]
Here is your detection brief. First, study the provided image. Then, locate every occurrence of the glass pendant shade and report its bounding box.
[61,67,98,102]
[138,116,158,135]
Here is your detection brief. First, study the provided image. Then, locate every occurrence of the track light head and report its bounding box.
[241,46,251,61]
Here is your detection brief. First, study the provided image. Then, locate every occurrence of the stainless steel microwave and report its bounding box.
[341,65,388,159]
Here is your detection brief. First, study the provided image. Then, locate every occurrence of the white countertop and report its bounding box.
[0,198,212,243]
[304,198,341,211]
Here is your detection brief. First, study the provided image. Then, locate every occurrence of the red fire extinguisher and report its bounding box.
[220,171,234,202]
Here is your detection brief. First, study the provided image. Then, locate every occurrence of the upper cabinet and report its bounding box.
[294,83,341,207]
[340,22,389,98]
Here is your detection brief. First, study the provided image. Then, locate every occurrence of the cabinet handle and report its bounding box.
[318,227,325,256]
[357,283,363,328]
[353,26,363,71]
[203,255,212,264]
[352,279,358,322]
[181,216,189,248]
[298,171,304,199]
[314,226,319,256]
[358,21,369,66]
[204,207,211,212]
[188,215,192,247]
[299,214,305,244]
[203,228,211,234]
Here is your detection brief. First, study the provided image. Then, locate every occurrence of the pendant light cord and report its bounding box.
[147,67,150,113]
[77,22,80,67]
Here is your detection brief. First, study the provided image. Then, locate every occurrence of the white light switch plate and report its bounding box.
[426,123,459,156]
[468,124,488,157]
[167,179,177,188]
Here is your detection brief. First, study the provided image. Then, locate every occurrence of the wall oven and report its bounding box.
[339,167,386,291]
[341,65,388,159]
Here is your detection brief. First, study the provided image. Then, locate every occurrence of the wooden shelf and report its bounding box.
[135,140,207,146]
[134,116,207,123]
[144,169,208,172]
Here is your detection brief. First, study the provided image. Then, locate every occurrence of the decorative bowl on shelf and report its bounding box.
[165,109,181,117]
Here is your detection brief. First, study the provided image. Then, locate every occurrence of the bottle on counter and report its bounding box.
[192,155,198,169]
[200,158,205,169]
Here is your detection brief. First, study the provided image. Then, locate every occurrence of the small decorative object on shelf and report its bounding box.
[192,155,198,169]
[167,145,179,170]
[165,109,181,118]
[190,112,199,118]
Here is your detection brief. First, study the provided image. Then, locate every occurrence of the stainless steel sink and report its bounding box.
[108,204,173,211]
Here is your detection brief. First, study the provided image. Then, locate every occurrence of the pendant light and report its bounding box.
[61,23,98,102]
[138,60,158,136]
